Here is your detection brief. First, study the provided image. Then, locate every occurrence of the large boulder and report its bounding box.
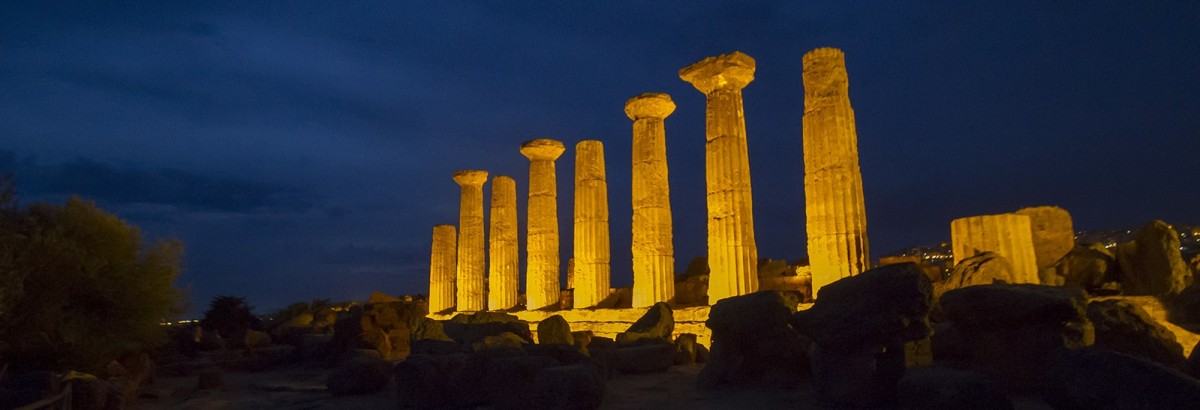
[326,356,394,396]
[937,252,1015,298]
[1014,206,1075,270]
[1118,220,1194,295]
[1052,243,1118,291]
[396,353,468,409]
[1044,348,1200,409]
[809,343,905,408]
[533,364,605,410]
[537,315,574,346]
[1086,299,1186,369]
[698,291,810,390]
[673,333,700,365]
[935,284,1092,391]
[795,263,933,352]
[332,301,425,361]
[450,350,557,408]
[615,302,673,346]
[897,365,1013,410]
[443,311,534,347]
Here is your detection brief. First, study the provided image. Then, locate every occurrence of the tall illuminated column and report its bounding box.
[453,169,488,312]
[428,224,457,314]
[625,93,677,308]
[573,140,611,308]
[488,175,519,310]
[801,47,871,296]
[680,51,759,303]
[521,139,566,310]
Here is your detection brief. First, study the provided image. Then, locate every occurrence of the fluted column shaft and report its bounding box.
[802,47,871,296]
[951,213,1039,284]
[488,176,519,310]
[573,140,610,308]
[626,93,676,308]
[453,170,488,312]
[521,139,566,310]
[680,51,759,303]
[428,224,457,313]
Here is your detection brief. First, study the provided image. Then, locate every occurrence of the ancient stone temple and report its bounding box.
[573,140,611,308]
[428,224,457,313]
[488,175,519,310]
[801,47,871,296]
[680,51,759,303]
[521,139,566,310]
[951,213,1039,284]
[453,170,488,311]
[625,92,677,308]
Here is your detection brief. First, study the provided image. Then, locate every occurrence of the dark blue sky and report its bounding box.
[3,2,1198,316]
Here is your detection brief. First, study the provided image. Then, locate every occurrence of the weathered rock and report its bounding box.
[673,273,708,307]
[1087,299,1185,368]
[333,301,424,361]
[1014,206,1075,270]
[951,213,1040,284]
[73,376,125,410]
[572,330,593,355]
[936,252,1015,298]
[524,343,587,365]
[699,291,810,389]
[396,353,468,409]
[615,302,673,346]
[479,355,561,409]
[936,284,1092,391]
[809,342,905,408]
[411,317,452,342]
[533,364,605,410]
[673,333,699,365]
[410,339,465,356]
[326,356,394,396]
[1118,220,1194,295]
[1044,348,1200,409]
[1052,243,1118,290]
[444,312,534,347]
[471,332,529,352]
[795,263,933,352]
[609,343,674,374]
[537,314,574,346]
[898,365,1013,410]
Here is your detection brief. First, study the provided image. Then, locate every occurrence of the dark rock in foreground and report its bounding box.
[326,356,393,396]
[615,302,674,346]
[898,365,1013,410]
[698,290,810,390]
[1043,348,1200,410]
[1087,298,1186,369]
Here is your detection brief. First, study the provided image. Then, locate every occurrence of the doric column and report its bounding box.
[951,213,1039,284]
[680,51,759,303]
[453,169,488,312]
[428,224,457,314]
[625,93,677,307]
[573,140,611,308]
[488,175,519,310]
[801,47,871,296]
[521,139,566,310]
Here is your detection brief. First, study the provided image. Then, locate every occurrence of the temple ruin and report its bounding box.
[626,92,677,308]
[452,170,488,311]
[427,224,457,313]
[572,140,611,308]
[488,175,519,310]
[951,213,1040,284]
[521,138,566,310]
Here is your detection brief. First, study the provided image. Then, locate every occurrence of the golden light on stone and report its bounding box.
[453,169,489,312]
[680,51,759,303]
[521,138,566,310]
[428,224,457,313]
[488,175,519,310]
[801,47,871,296]
[951,213,1040,284]
[625,92,677,308]
[573,140,611,308]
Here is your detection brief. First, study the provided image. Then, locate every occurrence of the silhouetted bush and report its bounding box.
[200,295,261,339]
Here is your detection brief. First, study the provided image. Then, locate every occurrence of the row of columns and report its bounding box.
[429,48,873,311]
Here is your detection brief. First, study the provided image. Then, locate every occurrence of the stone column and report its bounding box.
[573,140,611,308]
[680,51,759,303]
[951,213,1039,284]
[488,175,519,310]
[453,170,488,312]
[801,47,871,296]
[625,93,677,307]
[428,224,457,314]
[521,139,566,310]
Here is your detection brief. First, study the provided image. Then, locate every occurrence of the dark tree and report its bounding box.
[200,295,261,339]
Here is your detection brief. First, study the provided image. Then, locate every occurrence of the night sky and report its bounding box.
[3,2,1198,316]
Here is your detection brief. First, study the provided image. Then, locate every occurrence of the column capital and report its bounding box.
[802,47,849,97]
[453,169,488,186]
[520,138,565,161]
[679,51,755,94]
[624,93,676,121]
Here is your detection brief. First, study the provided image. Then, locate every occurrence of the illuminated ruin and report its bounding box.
[572,140,611,308]
[488,175,519,310]
[521,138,566,310]
[453,169,488,311]
[626,92,677,308]
[951,213,1040,284]
[428,224,457,313]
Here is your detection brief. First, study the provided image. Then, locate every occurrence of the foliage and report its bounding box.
[200,295,261,338]
[0,193,185,372]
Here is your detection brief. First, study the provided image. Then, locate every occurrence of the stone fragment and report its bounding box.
[571,330,593,355]
[673,333,699,365]
[951,213,1039,284]
[444,312,534,347]
[411,317,452,342]
[533,364,605,410]
[795,263,933,352]
[802,47,871,296]
[537,314,574,346]
[428,224,457,313]
[573,140,612,308]
[626,92,677,308]
[699,291,810,389]
[1117,220,1193,295]
[1051,243,1118,290]
[1014,206,1075,269]
[809,343,904,408]
[524,343,586,365]
[326,356,394,396]
[610,343,675,374]
[396,353,468,409]
[897,365,1013,410]
[936,252,1015,298]
[453,169,488,312]
[1087,299,1185,369]
[615,302,674,346]
[680,51,759,303]
[489,175,520,310]
[480,355,560,409]
[471,332,529,352]
[1044,348,1200,409]
[521,139,567,310]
